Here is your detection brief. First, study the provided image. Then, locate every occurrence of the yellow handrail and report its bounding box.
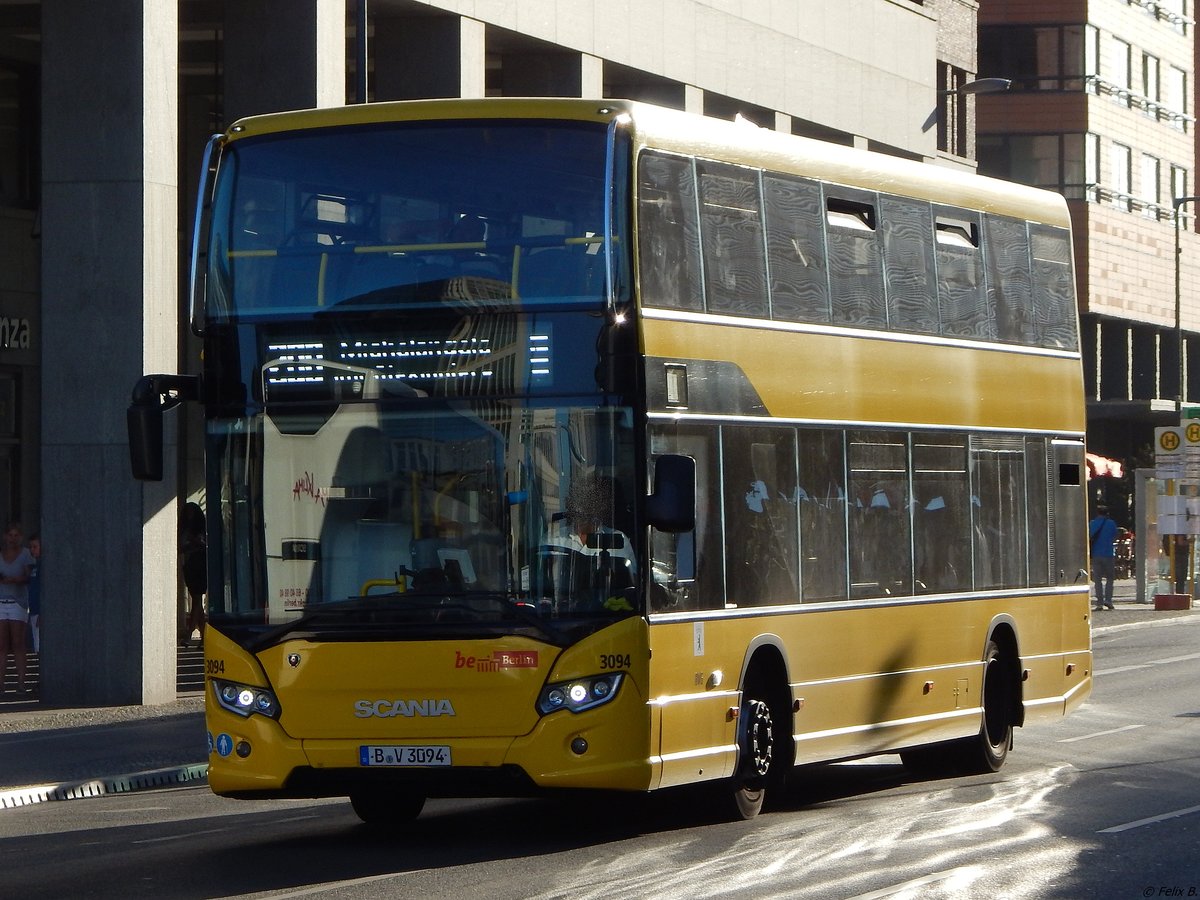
[361,577,406,596]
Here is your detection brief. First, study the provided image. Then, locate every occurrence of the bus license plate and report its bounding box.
[360,745,452,767]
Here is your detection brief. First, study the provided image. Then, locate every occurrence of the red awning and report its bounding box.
[1086,452,1124,479]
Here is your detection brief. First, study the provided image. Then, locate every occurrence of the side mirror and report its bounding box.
[646,454,695,533]
[128,400,165,481]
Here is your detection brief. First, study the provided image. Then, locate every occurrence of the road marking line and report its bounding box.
[1056,724,1146,743]
[1098,664,1151,674]
[132,826,230,844]
[1098,651,1200,676]
[1099,803,1200,833]
[846,866,982,899]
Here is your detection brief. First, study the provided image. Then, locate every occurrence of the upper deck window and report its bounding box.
[637,148,1081,353]
[206,120,623,321]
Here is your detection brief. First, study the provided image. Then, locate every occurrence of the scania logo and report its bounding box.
[354,698,457,718]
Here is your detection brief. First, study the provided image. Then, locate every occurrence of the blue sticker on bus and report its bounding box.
[216,733,234,757]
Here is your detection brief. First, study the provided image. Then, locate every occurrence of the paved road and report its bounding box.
[3,614,1200,899]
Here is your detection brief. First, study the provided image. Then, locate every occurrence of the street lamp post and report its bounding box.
[1174,195,1200,416]
[925,77,1011,137]
[940,77,1013,96]
[1171,195,1200,601]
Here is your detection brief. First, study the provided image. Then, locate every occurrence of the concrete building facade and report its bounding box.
[0,0,979,705]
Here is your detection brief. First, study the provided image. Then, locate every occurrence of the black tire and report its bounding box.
[726,691,782,820]
[349,789,426,826]
[969,638,1014,773]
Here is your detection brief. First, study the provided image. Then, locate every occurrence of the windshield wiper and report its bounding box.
[247,591,568,651]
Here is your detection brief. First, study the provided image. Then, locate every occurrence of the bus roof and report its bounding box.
[224,97,1070,228]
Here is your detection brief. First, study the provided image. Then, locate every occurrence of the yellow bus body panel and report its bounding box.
[205,617,653,796]
[642,320,1086,434]
[648,590,1092,788]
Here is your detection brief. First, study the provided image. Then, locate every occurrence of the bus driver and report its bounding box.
[541,473,637,611]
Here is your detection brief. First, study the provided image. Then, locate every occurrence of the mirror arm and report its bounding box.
[130,373,202,411]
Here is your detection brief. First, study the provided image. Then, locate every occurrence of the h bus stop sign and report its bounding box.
[1154,426,1200,535]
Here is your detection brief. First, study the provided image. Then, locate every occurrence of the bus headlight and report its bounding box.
[537,673,623,715]
[213,679,281,719]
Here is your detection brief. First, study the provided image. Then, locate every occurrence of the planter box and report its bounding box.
[1154,593,1192,610]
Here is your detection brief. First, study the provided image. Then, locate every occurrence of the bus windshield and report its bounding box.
[209,397,640,646]
[205,119,624,319]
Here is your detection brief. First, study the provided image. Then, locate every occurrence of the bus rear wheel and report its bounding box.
[902,639,1013,777]
[350,789,426,826]
[966,639,1014,773]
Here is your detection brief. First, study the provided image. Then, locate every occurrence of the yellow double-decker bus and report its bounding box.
[129,98,1091,823]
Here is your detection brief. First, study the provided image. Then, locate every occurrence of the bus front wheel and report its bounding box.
[728,694,776,819]
[350,789,426,826]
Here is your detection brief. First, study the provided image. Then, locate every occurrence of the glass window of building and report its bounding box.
[1112,143,1132,210]
[1141,154,1161,218]
[1167,66,1188,131]
[1172,166,1190,224]
[1110,37,1132,105]
[1143,53,1160,103]
[1085,25,1100,84]
[1086,133,1101,201]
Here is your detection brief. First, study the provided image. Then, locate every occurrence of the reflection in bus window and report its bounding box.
[848,430,912,598]
[985,214,1036,345]
[936,207,989,339]
[827,191,886,329]
[638,153,704,311]
[881,196,939,334]
[1025,438,1052,587]
[722,427,799,606]
[913,433,970,594]
[971,436,1029,589]
[798,429,848,602]
[697,161,768,318]
[763,173,830,323]
[649,427,723,611]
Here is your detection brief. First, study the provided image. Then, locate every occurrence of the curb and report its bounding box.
[0,762,209,810]
[1093,616,1200,634]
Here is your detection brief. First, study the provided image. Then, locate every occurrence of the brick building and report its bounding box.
[977,0,1199,481]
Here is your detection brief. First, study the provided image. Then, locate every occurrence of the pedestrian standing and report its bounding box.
[180,502,207,646]
[26,533,40,654]
[1089,503,1118,611]
[0,521,34,692]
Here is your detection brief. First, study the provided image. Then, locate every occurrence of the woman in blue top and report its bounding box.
[0,521,34,692]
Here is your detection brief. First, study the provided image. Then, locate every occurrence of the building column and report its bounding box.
[374,15,486,101]
[223,0,344,124]
[41,1,178,705]
[581,54,603,98]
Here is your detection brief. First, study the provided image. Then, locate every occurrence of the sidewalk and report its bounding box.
[0,643,208,809]
[1090,577,1199,630]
